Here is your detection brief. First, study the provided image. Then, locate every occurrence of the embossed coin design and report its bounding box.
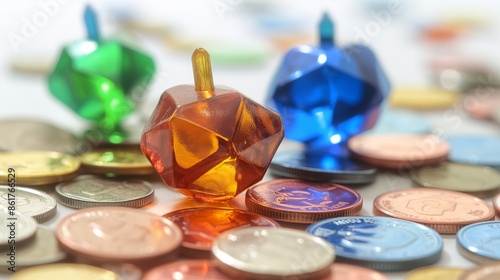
[55,207,182,267]
[324,263,389,280]
[307,216,443,271]
[457,221,500,264]
[0,119,79,153]
[0,186,57,222]
[55,176,154,209]
[10,263,121,280]
[79,148,154,175]
[245,179,363,223]
[0,151,80,185]
[347,134,449,169]
[212,227,335,279]
[142,260,232,280]
[0,208,37,246]
[412,162,500,196]
[0,225,66,268]
[459,262,500,280]
[163,207,280,258]
[494,193,500,217]
[269,152,377,184]
[405,267,465,280]
[373,188,495,234]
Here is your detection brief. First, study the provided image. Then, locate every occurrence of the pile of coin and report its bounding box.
[2,118,500,280]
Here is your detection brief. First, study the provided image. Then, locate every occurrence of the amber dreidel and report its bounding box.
[141,48,284,201]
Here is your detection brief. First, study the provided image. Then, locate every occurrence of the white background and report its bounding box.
[1,0,500,279]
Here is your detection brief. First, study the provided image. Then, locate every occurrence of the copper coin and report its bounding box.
[163,207,280,258]
[55,207,182,267]
[459,262,500,280]
[322,263,388,280]
[348,134,449,169]
[463,90,500,120]
[494,193,500,217]
[143,260,231,280]
[245,179,362,224]
[373,188,495,234]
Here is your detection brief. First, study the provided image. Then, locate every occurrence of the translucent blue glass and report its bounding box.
[268,14,390,155]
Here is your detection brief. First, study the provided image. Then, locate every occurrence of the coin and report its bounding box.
[324,263,389,280]
[405,266,465,280]
[55,176,154,209]
[0,208,37,246]
[269,152,377,184]
[411,162,500,196]
[0,225,66,268]
[0,151,80,185]
[389,87,460,110]
[462,89,500,120]
[245,179,363,223]
[163,207,280,258]
[373,188,495,234]
[10,263,120,280]
[142,260,232,280]
[457,221,500,264]
[0,119,79,154]
[445,135,500,168]
[459,262,500,280]
[494,193,500,217]
[212,227,335,279]
[55,207,182,267]
[307,216,442,271]
[367,109,431,134]
[348,134,449,169]
[79,148,154,175]
[0,186,57,222]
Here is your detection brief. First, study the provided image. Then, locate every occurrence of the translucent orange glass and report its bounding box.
[141,49,284,201]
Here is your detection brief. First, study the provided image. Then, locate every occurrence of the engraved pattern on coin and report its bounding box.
[58,178,153,202]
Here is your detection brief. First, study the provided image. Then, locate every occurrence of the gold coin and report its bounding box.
[79,148,154,175]
[412,162,500,197]
[406,266,465,280]
[0,151,80,185]
[390,87,460,109]
[10,263,120,280]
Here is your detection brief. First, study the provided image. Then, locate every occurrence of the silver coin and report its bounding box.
[0,186,57,223]
[0,119,79,154]
[212,227,335,279]
[0,207,37,246]
[0,225,66,267]
[55,176,154,209]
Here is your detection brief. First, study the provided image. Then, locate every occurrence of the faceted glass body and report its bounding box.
[48,40,155,128]
[268,44,390,154]
[141,85,284,201]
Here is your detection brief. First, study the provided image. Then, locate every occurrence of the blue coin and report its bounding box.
[444,135,500,168]
[307,216,442,271]
[366,109,431,134]
[457,221,500,263]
